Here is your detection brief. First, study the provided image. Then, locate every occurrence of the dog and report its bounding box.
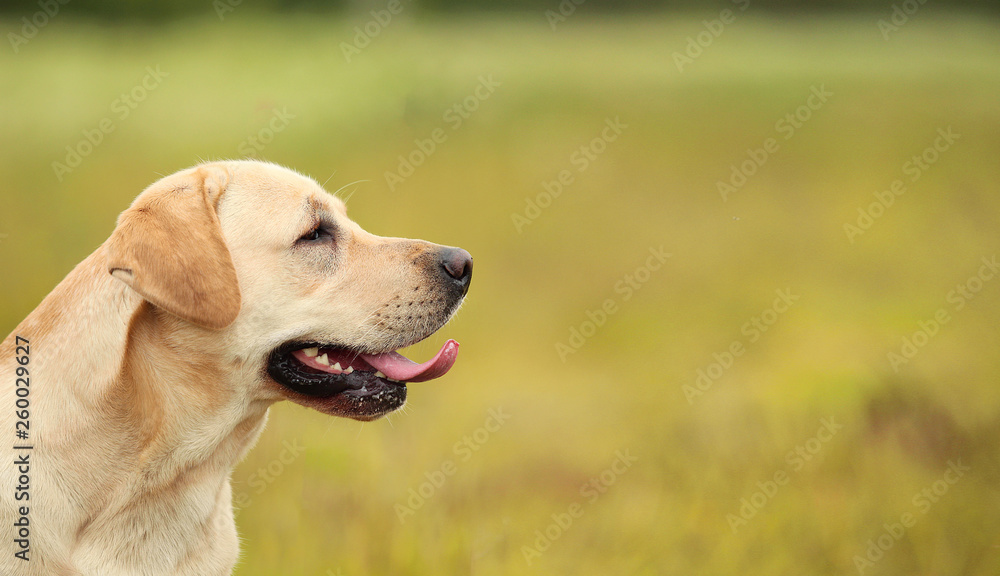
[0,160,472,575]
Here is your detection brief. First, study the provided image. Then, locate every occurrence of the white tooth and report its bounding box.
[375,371,386,378]
[303,347,319,358]
[333,362,343,371]
[344,367,354,374]
[316,353,330,366]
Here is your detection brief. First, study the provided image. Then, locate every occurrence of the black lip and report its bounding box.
[266,343,406,399]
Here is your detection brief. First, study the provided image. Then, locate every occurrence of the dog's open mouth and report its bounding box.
[267,340,459,419]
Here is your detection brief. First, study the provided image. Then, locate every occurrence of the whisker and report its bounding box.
[321,170,338,188]
[331,179,370,201]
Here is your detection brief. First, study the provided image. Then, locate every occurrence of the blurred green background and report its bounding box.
[2,2,1000,575]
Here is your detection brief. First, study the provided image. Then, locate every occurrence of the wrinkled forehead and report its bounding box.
[218,162,347,230]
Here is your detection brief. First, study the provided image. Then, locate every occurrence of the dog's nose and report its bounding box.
[440,247,473,293]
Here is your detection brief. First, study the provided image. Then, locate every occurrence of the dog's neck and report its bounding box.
[28,245,271,475]
[119,299,272,478]
[11,246,269,574]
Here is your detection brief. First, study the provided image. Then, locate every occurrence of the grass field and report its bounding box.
[2,9,1000,576]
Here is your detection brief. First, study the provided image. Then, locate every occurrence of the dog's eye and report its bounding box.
[298,227,332,243]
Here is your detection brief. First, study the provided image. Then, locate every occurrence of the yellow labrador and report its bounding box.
[0,161,472,575]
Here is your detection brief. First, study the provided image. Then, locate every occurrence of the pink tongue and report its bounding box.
[360,339,459,383]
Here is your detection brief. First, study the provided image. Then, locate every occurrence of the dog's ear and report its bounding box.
[105,165,241,330]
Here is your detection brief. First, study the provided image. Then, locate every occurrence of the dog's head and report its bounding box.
[104,160,471,421]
